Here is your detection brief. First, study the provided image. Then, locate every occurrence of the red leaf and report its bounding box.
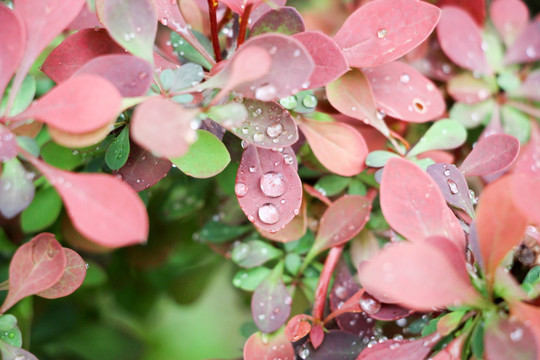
[326,69,389,136]
[293,31,348,90]
[459,134,520,177]
[0,127,17,162]
[75,54,153,97]
[511,302,540,352]
[333,0,441,68]
[14,0,86,79]
[310,324,325,349]
[437,6,491,74]
[298,118,368,177]
[380,158,464,246]
[313,195,371,253]
[258,198,307,243]
[251,277,292,333]
[244,330,295,360]
[364,61,445,123]
[0,233,67,313]
[113,142,172,192]
[504,19,540,65]
[476,176,528,281]
[357,333,441,360]
[511,174,540,226]
[42,28,125,84]
[37,248,86,299]
[484,316,538,360]
[220,0,267,15]
[0,4,25,99]
[67,2,101,31]
[285,314,312,342]
[357,239,481,311]
[438,0,486,24]
[13,74,122,134]
[131,97,198,158]
[28,157,149,248]
[236,145,302,233]
[490,0,529,46]
[431,334,465,360]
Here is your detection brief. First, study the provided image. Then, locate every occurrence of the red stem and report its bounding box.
[206,0,222,62]
[312,245,344,320]
[237,3,253,47]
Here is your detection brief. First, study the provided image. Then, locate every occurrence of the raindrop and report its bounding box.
[377,28,388,38]
[510,327,523,342]
[447,179,459,194]
[14,355,26,360]
[399,74,410,83]
[335,285,347,299]
[258,203,280,224]
[279,95,298,109]
[241,127,249,134]
[302,94,317,108]
[469,189,479,204]
[444,169,450,176]
[235,183,248,197]
[249,166,257,173]
[359,295,381,315]
[376,109,386,120]
[160,18,168,26]
[526,46,536,58]
[298,345,310,359]
[255,84,277,101]
[253,132,265,143]
[269,46,277,55]
[266,123,283,138]
[258,314,266,321]
[293,49,301,57]
[260,172,286,198]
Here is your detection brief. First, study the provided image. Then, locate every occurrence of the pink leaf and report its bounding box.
[364,61,445,123]
[513,123,540,177]
[0,4,25,99]
[298,118,368,177]
[14,0,86,79]
[459,134,520,177]
[484,317,538,360]
[511,302,540,352]
[490,0,530,46]
[511,174,540,226]
[326,69,389,136]
[313,195,371,253]
[67,2,101,31]
[42,28,125,84]
[37,248,86,299]
[476,176,528,281]
[236,145,302,233]
[27,157,149,248]
[333,0,441,68]
[380,158,464,246]
[0,127,17,162]
[437,6,491,74]
[358,333,440,360]
[153,0,187,31]
[0,233,67,313]
[75,54,153,97]
[357,239,481,311]
[258,198,307,243]
[438,0,486,25]
[504,19,540,65]
[310,324,325,349]
[131,97,198,158]
[113,142,172,192]
[513,70,540,102]
[293,31,348,90]
[447,72,494,104]
[251,277,291,333]
[250,6,305,37]
[244,330,295,360]
[13,74,122,134]
[285,314,313,342]
[220,0,268,15]
[431,334,465,360]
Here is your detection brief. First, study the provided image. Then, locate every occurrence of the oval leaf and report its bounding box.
[490,0,529,46]
[28,157,149,248]
[511,174,540,226]
[14,74,122,134]
[250,6,305,36]
[171,129,230,178]
[236,145,302,233]
[364,61,445,123]
[459,134,520,177]
[131,97,198,158]
[313,195,371,253]
[298,118,368,177]
[427,163,475,218]
[0,4,25,98]
[37,248,86,299]
[244,330,295,360]
[0,233,66,313]
[504,19,540,65]
[407,119,467,157]
[333,0,441,68]
[251,277,292,333]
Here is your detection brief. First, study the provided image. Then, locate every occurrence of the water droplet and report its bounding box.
[469,189,479,204]
[335,285,347,299]
[249,166,257,173]
[510,327,523,342]
[260,172,286,198]
[302,94,317,108]
[399,74,410,83]
[266,123,283,138]
[447,179,459,194]
[293,49,301,57]
[376,108,386,120]
[258,314,266,321]
[241,127,249,134]
[232,243,250,262]
[14,355,26,360]
[253,132,265,143]
[258,203,280,224]
[359,295,381,315]
[160,18,168,26]
[377,28,388,38]
[279,95,298,109]
[235,183,248,197]
[255,84,277,101]
[526,46,536,58]
[269,46,277,55]
[298,345,310,359]
[444,169,450,176]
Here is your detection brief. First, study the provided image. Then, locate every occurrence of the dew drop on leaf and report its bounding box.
[260,172,287,198]
[399,74,410,83]
[253,132,265,143]
[258,203,280,224]
[266,123,283,138]
[446,179,459,194]
[377,28,388,38]
[255,85,277,101]
[235,182,248,197]
[359,294,382,315]
[302,94,317,108]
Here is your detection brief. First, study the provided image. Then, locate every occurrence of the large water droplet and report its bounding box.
[260,172,286,198]
[447,179,459,194]
[377,29,388,38]
[258,203,280,224]
[302,94,317,108]
[266,123,283,138]
[359,294,382,315]
[235,182,248,197]
[255,84,277,101]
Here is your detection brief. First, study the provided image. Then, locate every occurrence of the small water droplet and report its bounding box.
[249,166,257,173]
[266,123,283,138]
[138,71,148,79]
[255,84,277,101]
[260,172,286,197]
[399,74,410,83]
[359,294,381,315]
[298,345,310,359]
[253,132,265,143]
[269,46,277,55]
[526,46,536,58]
[235,183,248,197]
[377,28,388,38]
[447,179,459,194]
[279,95,298,109]
[510,327,523,342]
[444,169,450,176]
[258,203,280,224]
[302,94,317,108]
[293,49,301,57]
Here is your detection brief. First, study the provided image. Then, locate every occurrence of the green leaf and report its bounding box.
[283,229,314,255]
[501,105,531,143]
[482,28,504,73]
[365,150,400,168]
[498,69,521,93]
[314,175,350,196]
[41,142,85,170]
[449,99,494,128]
[160,178,208,221]
[207,103,248,129]
[233,267,271,291]
[216,161,240,196]
[407,119,467,157]
[20,186,62,233]
[0,315,22,348]
[198,220,252,244]
[291,91,318,114]
[0,75,36,116]
[470,320,484,359]
[231,240,283,268]
[421,317,440,337]
[16,136,39,157]
[348,178,367,196]
[284,253,301,276]
[171,31,213,70]
[159,63,204,92]
[171,130,231,178]
[105,126,130,170]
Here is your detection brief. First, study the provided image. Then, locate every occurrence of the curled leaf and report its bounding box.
[37,248,86,299]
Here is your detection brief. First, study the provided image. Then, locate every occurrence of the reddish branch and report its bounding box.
[312,245,344,320]
[237,3,253,47]
[206,0,222,62]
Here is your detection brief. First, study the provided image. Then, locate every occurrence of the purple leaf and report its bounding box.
[367,301,414,321]
[504,19,540,65]
[293,31,349,90]
[333,0,441,68]
[75,54,153,97]
[236,145,302,233]
[363,61,445,123]
[251,277,291,333]
[250,6,305,36]
[0,158,35,219]
[437,6,491,74]
[490,0,530,46]
[0,4,25,100]
[427,163,475,218]
[459,134,520,177]
[358,333,441,360]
